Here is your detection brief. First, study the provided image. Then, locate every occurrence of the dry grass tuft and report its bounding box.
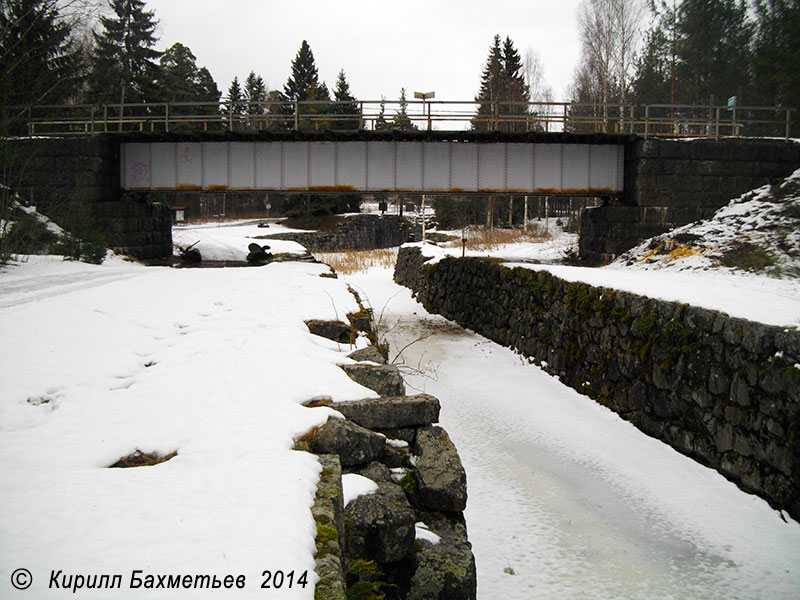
[461,225,551,251]
[315,248,399,275]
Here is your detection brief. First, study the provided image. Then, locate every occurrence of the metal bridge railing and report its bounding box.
[4,100,795,139]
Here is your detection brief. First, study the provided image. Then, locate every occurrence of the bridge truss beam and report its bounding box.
[121,140,624,196]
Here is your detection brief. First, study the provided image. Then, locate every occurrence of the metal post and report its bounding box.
[359,101,364,130]
[644,105,649,139]
[629,105,635,134]
[294,101,299,130]
[508,196,513,228]
[165,103,170,133]
[715,107,720,140]
[421,194,427,242]
[523,196,528,232]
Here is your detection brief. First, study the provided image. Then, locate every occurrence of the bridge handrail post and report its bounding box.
[294,101,299,130]
[715,107,720,140]
[644,105,649,139]
[359,101,364,130]
[786,108,792,140]
[165,102,170,133]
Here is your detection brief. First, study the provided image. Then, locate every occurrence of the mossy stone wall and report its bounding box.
[7,136,172,260]
[395,246,800,519]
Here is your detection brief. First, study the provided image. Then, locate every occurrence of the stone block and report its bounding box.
[346,346,387,364]
[341,364,405,397]
[407,512,477,600]
[413,427,467,513]
[344,481,416,563]
[331,394,440,429]
[310,418,385,467]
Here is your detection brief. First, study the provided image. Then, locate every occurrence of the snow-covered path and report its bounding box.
[346,267,800,600]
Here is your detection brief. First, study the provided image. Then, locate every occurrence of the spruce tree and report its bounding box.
[501,36,529,131]
[282,40,330,128]
[473,35,530,132]
[244,71,267,115]
[751,0,800,131]
[332,69,359,129]
[226,76,244,116]
[675,0,752,105]
[393,88,417,131]
[0,0,78,109]
[374,97,390,130]
[284,40,321,102]
[473,34,504,131]
[87,0,161,105]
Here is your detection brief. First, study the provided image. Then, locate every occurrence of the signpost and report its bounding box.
[414,91,435,131]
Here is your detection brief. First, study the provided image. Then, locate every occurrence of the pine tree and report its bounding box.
[226,76,244,116]
[157,43,198,103]
[0,0,78,109]
[156,43,219,119]
[332,69,359,129]
[87,0,161,105]
[196,67,220,104]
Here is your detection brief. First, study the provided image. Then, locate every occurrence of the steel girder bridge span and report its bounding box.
[121,138,624,197]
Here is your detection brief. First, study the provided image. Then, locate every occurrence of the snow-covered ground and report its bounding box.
[345,266,800,600]
[172,219,309,262]
[0,252,379,599]
[2,199,799,600]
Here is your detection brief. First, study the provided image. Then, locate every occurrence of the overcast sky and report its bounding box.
[144,0,590,104]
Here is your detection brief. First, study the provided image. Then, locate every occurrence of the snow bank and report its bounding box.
[0,255,376,599]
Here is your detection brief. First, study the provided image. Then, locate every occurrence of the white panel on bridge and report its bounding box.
[506,144,534,192]
[533,145,561,192]
[422,143,451,192]
[256,143,282,190]
[121,139,625,195]
[122,143,152,189]
[367,142,394,191]
[450,144,478,192]
[310,142,337,190]
[396,142,422,191]
[589,145,622,192]
[151,143,176,189]
[176,143,203,190]
[283,143,309,190]
[337,142,367,190]
[203,143,229,189]
[562,145,590,191]
[230,142,255,189]
[478,144,506,192]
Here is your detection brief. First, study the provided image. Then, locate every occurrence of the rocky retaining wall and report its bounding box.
[580,138,800,263]
[395,245,800,519]
[266,214,409,251]
[297,293,477,600]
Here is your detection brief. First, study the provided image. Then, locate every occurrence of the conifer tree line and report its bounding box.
[570,0,799,122]
[2,0,797,133]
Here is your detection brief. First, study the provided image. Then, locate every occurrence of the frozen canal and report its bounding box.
[346,267,800,600]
